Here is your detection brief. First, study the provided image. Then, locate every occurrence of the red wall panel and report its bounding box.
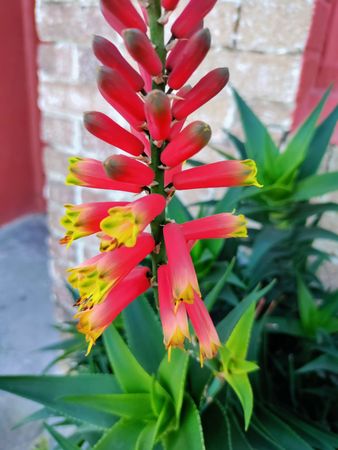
[0,0,44,225]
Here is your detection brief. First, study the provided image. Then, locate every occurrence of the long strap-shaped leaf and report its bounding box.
[44,423,81,450]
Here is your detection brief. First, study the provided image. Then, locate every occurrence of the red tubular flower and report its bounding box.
[166,40,187,72]
[158,265,190,358]
[100,194,166,248]
[171,0,217,38]
[130,127,151,156]
[103,154,154,186]
[68,233,154,310]
[168,29,211,90]
[144,90,172,141]
[98,67,146,129]
[164,223,200,304]
[172,68,229,120]
[161,121,211,167]
[186,293,221,365]
[60,201,127,246]
[84,112,144,156]
[92,36,144,92]
[181,213,248,241]
[76,266,150,354]
[66,157,143,193]
[162,0,180,11]
[123,29,163,77]
[100,0,147,34]
[172,159,261,190]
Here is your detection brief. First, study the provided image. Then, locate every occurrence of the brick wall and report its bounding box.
[37,0,334,318]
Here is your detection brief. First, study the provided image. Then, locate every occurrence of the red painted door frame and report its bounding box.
[0,0,44,225]
[292,0,338,143]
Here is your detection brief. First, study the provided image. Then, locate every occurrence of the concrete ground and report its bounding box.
[0,214,58,450]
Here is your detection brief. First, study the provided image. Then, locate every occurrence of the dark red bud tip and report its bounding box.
[100,0,147,34]
[171,0,217,38]
[103,154,154,186]
[92,35,144,91]
[162,0,180,11]
[123,29,163,77]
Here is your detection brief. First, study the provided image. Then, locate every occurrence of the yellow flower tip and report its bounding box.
[242,159,263,188]
[100,207,139,248]
[167,346,172,362]
[59,234,73,248]
[230,214,248,238]
[175,285,198,306]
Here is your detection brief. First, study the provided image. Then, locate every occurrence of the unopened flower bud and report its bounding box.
[144,90,172,141]
[100,0,147,34]
[103,154,154,186]
[84,112,144,156]
[162,0,180,11]
[123,29,163,77]
[172,68,229,120]
[98,67,146,128]
[171,0,217,38]
[168,29,211,90]
[93,36,144,92]
[161,121,211,167]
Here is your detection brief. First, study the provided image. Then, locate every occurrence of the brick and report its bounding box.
[43,146,71,181]
[36,3,117,44]
[38,43,75,81]
[205,2,239,49]
[237,0,314,53]
[80,124,116,159]
[46,179,78,205]
[41,115,77,149]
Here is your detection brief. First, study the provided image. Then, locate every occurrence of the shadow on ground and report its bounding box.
[0,214,58,450]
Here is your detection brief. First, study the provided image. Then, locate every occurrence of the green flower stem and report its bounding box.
[147,0,168,304]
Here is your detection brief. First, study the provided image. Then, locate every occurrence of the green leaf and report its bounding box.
[225,302,256,359]
[205,259,235,310]
[103,325,152,393]
[291,172,338,201]
[122,295,164,374]
[157,348,189,420]
[135,422,158,450]
[164,396,205,450]
[297,275,318,334]
[297,354,338,374]
[93,419,145,450]
[232,88,279,179]
[256,406,312,450]
[276,89,330,180]
[44,423,80,450]
[62,393,154,420]
[224,128,248,160]
[299,105,338,179]
[0,375,119,428]
[167,195,193,222]
[225,372,253,430]
[217,282,274,342]
[227,412,254,449]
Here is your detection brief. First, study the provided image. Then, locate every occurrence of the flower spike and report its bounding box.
[93,36,144,92]
[144,90,172,141]
[173,159,261,190]
[168,29,211,90]
[98,67,146,129]
[172,68,229,120]
[100,0,147,34]
[66,157,143,193]
[164,223,201,304]
[123,29,163,77]
[103,154,154,186]
[158,265,190,359]
[60,201,127,247]
[76,266,150,354]
[100,194,166,248]
[171,0,217,38]
[84,112,144,156]
[161,121,211,167]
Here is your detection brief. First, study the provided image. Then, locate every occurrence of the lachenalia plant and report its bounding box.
[60,0,260,365]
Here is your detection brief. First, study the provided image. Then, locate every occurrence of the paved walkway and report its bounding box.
[0,215,58,450]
